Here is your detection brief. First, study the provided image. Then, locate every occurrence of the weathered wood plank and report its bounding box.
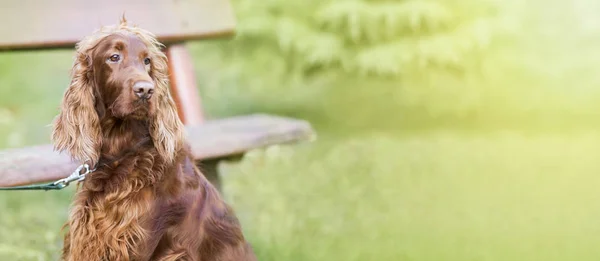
[0,114,315,187]
[0,0,236,51]
[166,44,205,125]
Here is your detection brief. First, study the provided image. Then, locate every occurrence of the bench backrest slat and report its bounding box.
[0,0,236,51]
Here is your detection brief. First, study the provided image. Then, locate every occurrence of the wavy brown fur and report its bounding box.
[51,18,257,261]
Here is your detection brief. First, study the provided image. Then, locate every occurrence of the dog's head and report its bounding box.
[91,32,158,119]
[52,18,184,166]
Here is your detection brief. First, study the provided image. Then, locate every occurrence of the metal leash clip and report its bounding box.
[52,164,94,189]
[0,163,97,191]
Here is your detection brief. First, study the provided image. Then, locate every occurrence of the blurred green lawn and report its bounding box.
[3,1,600,260]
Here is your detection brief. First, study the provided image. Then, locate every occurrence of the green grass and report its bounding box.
[222,132,600,261]
[3,0,600,260]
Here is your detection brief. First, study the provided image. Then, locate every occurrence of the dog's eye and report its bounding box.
[108,54,120,63]
[144,58,151,65]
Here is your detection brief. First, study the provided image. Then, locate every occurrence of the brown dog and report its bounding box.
[51,18,257,261]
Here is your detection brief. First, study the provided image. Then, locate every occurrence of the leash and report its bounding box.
[0,137,153,191]
[0,163,94,191]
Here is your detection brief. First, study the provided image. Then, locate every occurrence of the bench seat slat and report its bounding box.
[0,114,315,187]
[0,0,236,51]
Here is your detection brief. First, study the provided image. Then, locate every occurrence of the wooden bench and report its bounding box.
[0,0,315,188]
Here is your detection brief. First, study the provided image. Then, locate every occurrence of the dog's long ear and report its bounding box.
[147,47,185,163]
[51,50,102,166]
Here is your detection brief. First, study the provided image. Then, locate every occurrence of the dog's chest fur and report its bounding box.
[63,153,185,261]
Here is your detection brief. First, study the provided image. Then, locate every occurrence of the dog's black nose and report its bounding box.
[133,81,155,99]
